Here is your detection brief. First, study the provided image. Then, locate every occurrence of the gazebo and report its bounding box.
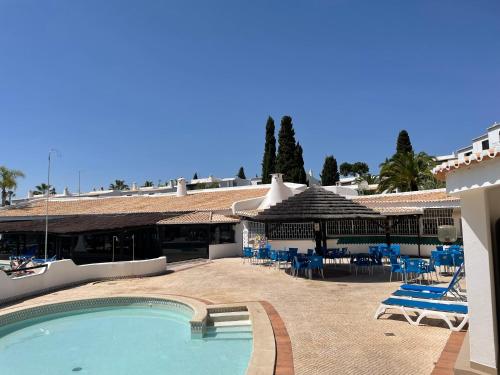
[252,185,384,253]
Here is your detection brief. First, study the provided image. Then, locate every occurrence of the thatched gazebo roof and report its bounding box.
[253,185,384,222]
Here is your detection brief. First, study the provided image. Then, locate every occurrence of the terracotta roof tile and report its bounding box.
[433,147,500,179]
[157,211,240,225]
[0,188,268,218]
[353,189,459,204]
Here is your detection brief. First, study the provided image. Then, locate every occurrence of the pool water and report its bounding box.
[0,306,252,375]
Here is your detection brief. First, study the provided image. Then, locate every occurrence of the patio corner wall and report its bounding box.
[0,257,167,304]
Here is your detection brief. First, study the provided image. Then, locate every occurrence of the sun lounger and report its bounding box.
[374,297,468,331]
[399,264,465,301]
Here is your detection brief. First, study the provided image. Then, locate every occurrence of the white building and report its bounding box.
[433,123,500,374]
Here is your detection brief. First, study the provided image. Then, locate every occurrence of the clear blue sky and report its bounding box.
[1,0,499,196]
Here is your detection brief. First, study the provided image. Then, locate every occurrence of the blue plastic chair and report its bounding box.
[389,256,405,282]
[431,251,454,274]
[256,247,269,264]
[403,258,428,283]
[291,256,308,277]
[389,244,401,257]
[400,263,466,301]
[287,248,298,262]
[451,252,464,268]
[436,245,444,251]
[306,255,324,279]
[353,254,373,276]
[307,249,315,256]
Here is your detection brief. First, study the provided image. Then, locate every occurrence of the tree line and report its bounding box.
[260,117,442,193]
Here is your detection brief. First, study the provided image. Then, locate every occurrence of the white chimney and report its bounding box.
[28,190,34,198]
[132,182,138,191]
[63,187,71,196]
[258,173,294,210]
[176,177,187,197]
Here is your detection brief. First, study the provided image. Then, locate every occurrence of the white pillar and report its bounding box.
[460,188,497,370]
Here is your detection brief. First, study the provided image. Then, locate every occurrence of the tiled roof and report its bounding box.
[352,189,460,216]
[235,209,262,218]
[0,213,174,234]
[433,147,500,179]
[370,207,423,215]
[0,188,268,218]
[353,189,459,204]
[157,211,240,225]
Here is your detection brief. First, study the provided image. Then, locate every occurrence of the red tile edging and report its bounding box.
[260,300,295,375]
[431,331,466,375]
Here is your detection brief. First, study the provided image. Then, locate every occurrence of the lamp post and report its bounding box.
[78,170,82,198]
[44,149,57,261]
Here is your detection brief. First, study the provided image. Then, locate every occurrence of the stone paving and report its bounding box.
[1,259,452,375]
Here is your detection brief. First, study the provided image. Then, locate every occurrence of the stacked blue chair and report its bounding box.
[242,247,254,264]
[307,249,315,256]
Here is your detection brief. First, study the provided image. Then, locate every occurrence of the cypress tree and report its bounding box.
[237,167,246,179]
[193,172,198,180]
[320,156,340,186]
[276,116,298,182]
[261,116,276,184]
[292,142,307,184]
[396,130,413,154]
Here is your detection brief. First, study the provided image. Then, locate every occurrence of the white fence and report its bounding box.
[0,257,167,304]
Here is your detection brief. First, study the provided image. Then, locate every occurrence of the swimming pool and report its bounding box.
[0,298,252,375]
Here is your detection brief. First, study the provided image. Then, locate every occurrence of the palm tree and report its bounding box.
[143,180,154,187]
[109,180,129,191]
[0,166,25,206]
[34,183,56,196]
[377,152,436,193]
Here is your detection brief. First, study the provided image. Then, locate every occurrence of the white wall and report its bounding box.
[460,188,497,370]
[209,243,241,259]
[326,239,436,257]
[446,156,500,194]
[267,240,316,253]
[0,257,167,304]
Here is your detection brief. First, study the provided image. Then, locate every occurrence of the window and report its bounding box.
[267,222,314,240]
[422,209,454,235]
[210,224,235,244]
[482,139,490,150]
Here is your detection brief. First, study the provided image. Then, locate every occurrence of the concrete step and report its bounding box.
[208,311,250,322]
[208,319,252,328]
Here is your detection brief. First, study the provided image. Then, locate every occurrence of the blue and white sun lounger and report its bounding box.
[399,263,465,301]
[374,297,468,331]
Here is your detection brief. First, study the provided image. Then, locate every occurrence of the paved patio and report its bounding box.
[1,259,452,375]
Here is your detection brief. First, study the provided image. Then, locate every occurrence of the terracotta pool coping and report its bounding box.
[431,331,466,375]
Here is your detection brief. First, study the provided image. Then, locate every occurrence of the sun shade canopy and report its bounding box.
[252,185,384,222]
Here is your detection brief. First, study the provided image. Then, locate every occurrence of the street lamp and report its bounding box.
[44,149,58,262]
